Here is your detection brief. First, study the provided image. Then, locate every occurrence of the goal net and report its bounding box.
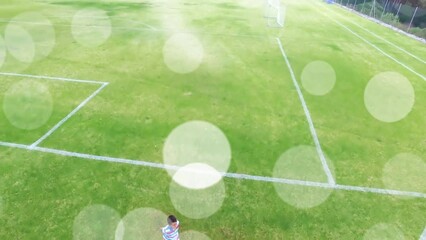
[264,0,285,28]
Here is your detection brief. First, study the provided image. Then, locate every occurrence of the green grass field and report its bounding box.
[0,0,425,239]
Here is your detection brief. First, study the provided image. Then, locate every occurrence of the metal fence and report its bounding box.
[334,0,426,40]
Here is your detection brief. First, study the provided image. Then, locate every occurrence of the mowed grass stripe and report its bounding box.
[281,0,426,187]
[0,76,101,144]
[315,1,426,77]
[0,0,425,239]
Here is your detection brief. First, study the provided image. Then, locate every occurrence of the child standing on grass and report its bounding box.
[161,215,180,240]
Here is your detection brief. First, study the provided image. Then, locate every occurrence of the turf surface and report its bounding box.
[0,0,425,239]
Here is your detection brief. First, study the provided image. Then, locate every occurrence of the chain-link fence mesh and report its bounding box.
[333,0,426,39]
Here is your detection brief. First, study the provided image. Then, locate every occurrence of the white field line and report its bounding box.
[420,227,426,240]
[334,184,426,198]
[332,6,426,64]
[0,72,107,85]
[0,19,158,31]
[0,140,425,198]
[276,37,336,186]
[333,3,426,44]
[122,19,157,30]
[0,19,267,39]
[314,4,426,82]
[30,83,109,148]
[50,15,158,30]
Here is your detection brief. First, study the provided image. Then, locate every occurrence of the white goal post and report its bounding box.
[264,0,285,28]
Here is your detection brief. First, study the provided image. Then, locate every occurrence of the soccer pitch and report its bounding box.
[0,0,425,239]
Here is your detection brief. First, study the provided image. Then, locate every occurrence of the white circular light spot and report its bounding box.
[382,153,426,194]
[72,8,112,48]
[163,120,231,188]
[273,145,335,209]
[169,179,225,219]
[163,33,204,74]
[9,12,56,61]
[115,208,167,240]
[301,61,336,96]
[364,72,415,123]
[4,24,35,63]
[180,230,211,240]
[172,163,223,189]
[0,35,6,68]
[363,223,405,240]
[73,204,121,240]
[3,80,53,130]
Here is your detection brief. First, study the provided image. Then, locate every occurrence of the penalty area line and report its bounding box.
[0,19,267,39]
[276,37,336,186]
[30,82,109,148]
[334,184,426,198]
[0,72,108,85]
[0,141,425,198]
